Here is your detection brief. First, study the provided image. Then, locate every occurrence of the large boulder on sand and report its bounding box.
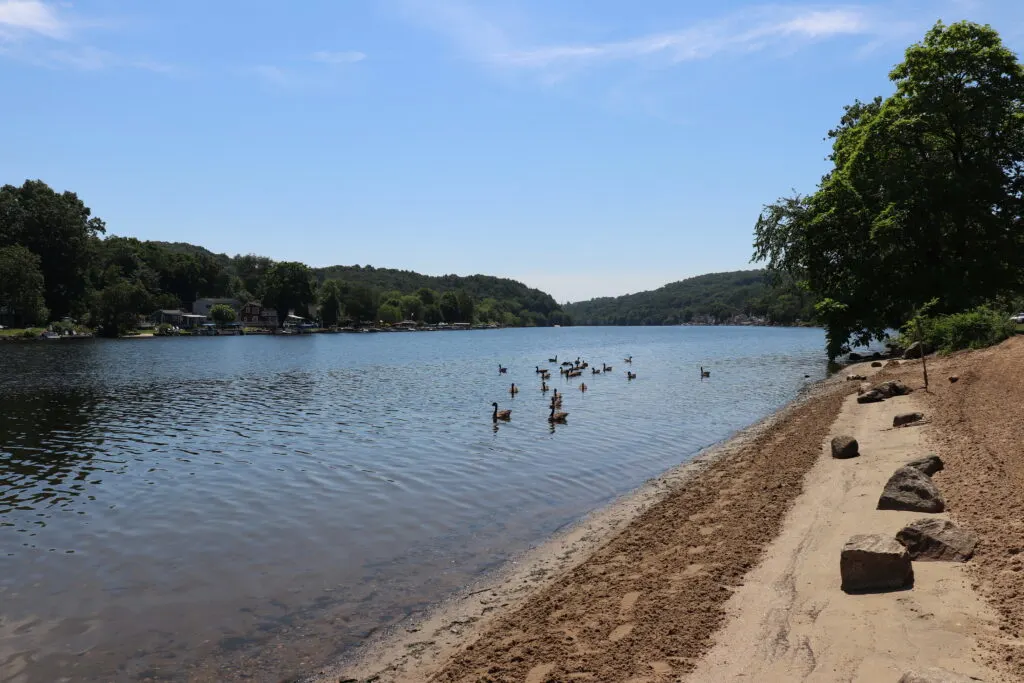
[831,436,859,459]
[897,667,985,682]
[871,360,883,367]
[878,467,945,512]
[896,518,978,562]
[903,341,925,359]
[840,534,913,592]
[857,390,885,404]
[875,380,911,398]
[904,454,944,476]
[893,412,924,427]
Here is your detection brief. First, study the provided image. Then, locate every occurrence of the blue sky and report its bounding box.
[2,1,1022,302]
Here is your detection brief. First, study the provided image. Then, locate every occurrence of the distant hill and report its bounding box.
[148,242,567,325]
[312,264,562,318]
[563,270,816,326]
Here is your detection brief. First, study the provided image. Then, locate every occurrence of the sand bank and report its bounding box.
[317,375,856,682]
[317,342,1024,682]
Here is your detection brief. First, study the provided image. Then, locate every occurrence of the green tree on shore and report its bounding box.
[209,304,236,325]
[0,180,106,319]
[318,279,348,326]
[262,262,316,325]
[753,21,1024,358]
[0,245,48,326]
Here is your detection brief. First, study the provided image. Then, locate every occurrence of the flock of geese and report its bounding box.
[490,354,679,424]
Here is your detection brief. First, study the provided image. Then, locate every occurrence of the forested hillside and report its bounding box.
[564,270,815,326]
[0,180,570,334]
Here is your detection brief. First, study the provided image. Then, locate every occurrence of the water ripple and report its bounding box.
[0,327,826,681]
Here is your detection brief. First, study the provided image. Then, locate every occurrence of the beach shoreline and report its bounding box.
[310,371,854,682]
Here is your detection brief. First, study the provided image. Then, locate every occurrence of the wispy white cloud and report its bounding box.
[399,1,912,78]
[0,0,69,40]
[0,0,176,73]
[310,50,367,65]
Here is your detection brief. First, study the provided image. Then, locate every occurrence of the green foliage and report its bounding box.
[90,279,152,337]
[318,279,347,326]
[0,179,568,329]
[376,303,402,324]
[0,180,106,319]
[909,306,1016,354]
[753,21,1024,359]
[564,270,814,326]
[262,261,316,326]
[0,244,48,326]
[314,264,566,325]
[209,304,236,325]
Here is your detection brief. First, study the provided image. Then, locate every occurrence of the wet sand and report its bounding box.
[317,341,1024,683]
[319,374,856,682]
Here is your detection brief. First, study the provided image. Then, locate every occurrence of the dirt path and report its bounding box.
[907,338,1024,678]
[325,378,856,682]
[685,382,1002,682]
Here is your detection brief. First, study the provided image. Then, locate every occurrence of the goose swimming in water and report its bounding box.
[491,402,511,421]
[626,371,637,380]
[548,403,568,423]
[509,383,519,395]
[700,366,711,378]
[498,364,507,374]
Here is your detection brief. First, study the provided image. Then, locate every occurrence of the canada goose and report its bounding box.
[569,370,582,378]
[491,402,511,420]
[498,364,507,374]
[541,381,550,392]
[581,362,589,369]
[700,366,711,378]
[592,368,601,375]
[580,383,587,392]
[626,371,637,380]
[552,389,563,407]
[509,383,519,395]
[548,404,568,423]
[561,361,573,367]
[624,356,633,364]
[548,355,558,363]
[602,363,613,372]
[536,366,545,373]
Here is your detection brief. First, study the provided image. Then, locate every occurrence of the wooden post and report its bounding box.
[916,313,929,391]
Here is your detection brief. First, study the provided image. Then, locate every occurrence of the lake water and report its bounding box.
[0,326,826,682]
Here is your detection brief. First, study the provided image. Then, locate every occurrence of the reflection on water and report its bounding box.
[0,327,826,681]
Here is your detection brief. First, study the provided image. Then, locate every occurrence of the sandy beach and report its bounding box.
[316,340,1024,683]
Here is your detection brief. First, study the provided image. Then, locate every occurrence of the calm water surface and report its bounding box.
[0,326,826,681]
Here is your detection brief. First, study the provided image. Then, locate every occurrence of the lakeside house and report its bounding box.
[192,298,242,317]
[150,309,207,329]
[240,302,278,328]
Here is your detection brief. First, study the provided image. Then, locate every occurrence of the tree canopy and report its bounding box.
[753,21,1024,358]
[0,179,575,331]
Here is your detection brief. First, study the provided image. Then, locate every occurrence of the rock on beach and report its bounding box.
[830,436,859,459]
[840,534,914,593]
[896,518,978,562]
[878,466,946,513]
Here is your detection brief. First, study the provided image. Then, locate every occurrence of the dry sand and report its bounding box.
[319,342,1024,683]
[685,377,1001,682]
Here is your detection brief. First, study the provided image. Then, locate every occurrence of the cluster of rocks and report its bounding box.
[838,451,978,596]
[831,382,984,680]
[857,379,912,404]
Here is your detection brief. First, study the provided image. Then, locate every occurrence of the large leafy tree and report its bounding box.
[753,21,1024,358]
[0,180,106,318]
[0,244,48,326]
[262,261,316,324]
[318,279,348,326]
